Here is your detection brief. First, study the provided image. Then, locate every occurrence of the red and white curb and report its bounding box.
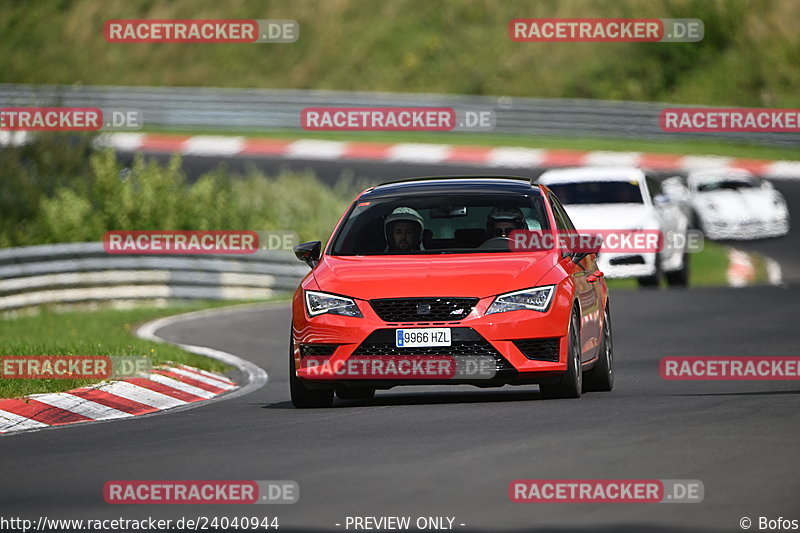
[726,248,783,287]
[726,249,756,287]
[2,131,798,179]
[0,303,271,436]
[92,132,800,179]
[0,364,236,434]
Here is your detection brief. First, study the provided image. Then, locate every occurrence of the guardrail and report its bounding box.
[0,242,309,311]
[1,84,797,146]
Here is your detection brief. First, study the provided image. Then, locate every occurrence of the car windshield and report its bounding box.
[696,178,757,192]
[330,193,550,255]
[546,181,643,205]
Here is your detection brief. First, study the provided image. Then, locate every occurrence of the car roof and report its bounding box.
[537,166,646,185]
[361,176,538,198]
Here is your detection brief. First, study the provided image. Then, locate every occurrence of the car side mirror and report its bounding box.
[571,252,591,264]
[570,233,602,264]
[294,241,321,268]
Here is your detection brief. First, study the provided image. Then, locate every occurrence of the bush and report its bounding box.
[1,135,361,247]
[0,133,97,246]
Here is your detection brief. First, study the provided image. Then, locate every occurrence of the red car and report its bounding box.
[290,176,613,407]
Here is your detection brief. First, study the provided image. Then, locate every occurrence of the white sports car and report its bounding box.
[538,166,690,288]
[687,169,789,240]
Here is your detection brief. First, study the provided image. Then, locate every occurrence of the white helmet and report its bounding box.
[384,207,424,248]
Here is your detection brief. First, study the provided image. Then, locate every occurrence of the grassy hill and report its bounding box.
[2,0,799,106]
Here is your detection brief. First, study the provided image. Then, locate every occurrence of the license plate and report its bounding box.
[395,328,452,348]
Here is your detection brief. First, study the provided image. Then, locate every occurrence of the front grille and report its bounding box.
[299,344,339,356]
[513,338,561,361]
[353,328,514,372]
[370,298,478,322]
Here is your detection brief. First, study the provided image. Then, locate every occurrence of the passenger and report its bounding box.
[486,206,527,238]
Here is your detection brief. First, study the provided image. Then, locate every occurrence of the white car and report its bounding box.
[538,166,690,288]
[687,169,789,240]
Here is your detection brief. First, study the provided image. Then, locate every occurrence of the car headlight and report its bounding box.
[305,290,363,318]
[486,285,555,315]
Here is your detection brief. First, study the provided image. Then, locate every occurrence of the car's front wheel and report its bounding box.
[637,256,661,288]
[289,329,334,408]
[583,303,614,392]
[540,308,582,399]
[665,251,690,288]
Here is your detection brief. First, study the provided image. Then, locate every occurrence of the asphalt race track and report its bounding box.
[3,159,799,533]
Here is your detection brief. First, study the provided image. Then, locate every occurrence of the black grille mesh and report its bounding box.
[513,338,561,361]
[299,344,339,356]
[352,328,514,372]
[370,298,478,322]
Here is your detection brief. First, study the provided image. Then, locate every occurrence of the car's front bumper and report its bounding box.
[596,252,657,279]
[701,215,789,240]
[291,290,571,388]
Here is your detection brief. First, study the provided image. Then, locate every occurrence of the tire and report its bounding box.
[690,210,702,232]
[583,304,614,392]
[665,251,690,288]
[289,329,334,408]
[540,308,582,399]
[637,256,661,289]
[335,384,376,400]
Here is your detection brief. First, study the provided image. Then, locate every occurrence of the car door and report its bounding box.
[548,192,601,362]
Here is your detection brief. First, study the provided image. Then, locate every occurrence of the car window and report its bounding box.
[546,181,644,205]
[548,192,576,231]
[646,176,662,199]
[696,178,758,192]
[330,192,550,255]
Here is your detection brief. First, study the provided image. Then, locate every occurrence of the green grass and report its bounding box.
[2,0,799,108]
[752,252,771,284]
[142,128,800,162]
[0,299,285,399]
[688,240,731,286]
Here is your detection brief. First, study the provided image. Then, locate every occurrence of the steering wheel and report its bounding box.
[478,236,512,250]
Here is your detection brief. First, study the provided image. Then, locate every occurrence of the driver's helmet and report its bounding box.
[384,207,425,249]
[486,206,527,236]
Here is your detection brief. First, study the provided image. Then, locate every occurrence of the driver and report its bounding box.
[384,207,425,252]
[486,206,527,238]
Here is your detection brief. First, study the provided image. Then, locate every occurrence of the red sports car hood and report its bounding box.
[311,252,557,300]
